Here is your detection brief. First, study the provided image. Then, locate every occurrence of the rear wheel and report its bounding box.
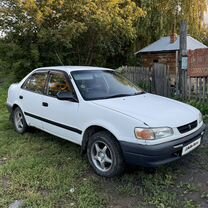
[12,107,28,134]
[87,131,125,177]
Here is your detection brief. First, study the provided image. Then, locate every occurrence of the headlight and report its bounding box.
[135,127,173,140]
[199,112,203,124]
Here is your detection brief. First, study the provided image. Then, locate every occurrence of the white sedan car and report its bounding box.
[7,66,206,177]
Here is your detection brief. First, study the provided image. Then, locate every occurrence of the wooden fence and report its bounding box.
[187,77,208,102]
[118,66,151,95]
[119,64,172,97]
[119,64,208,102]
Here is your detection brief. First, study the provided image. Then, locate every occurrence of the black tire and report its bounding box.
[12,107,28,134]
[87,131,125,177]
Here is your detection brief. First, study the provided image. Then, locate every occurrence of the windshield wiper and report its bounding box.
[104,92,146,99]
[104,94,133,99]
[92,92,146,100]
[133,91,146,95]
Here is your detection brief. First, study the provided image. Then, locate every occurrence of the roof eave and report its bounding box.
[135,50,180,55]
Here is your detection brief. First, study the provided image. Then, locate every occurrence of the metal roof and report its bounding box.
[135,35,207,54]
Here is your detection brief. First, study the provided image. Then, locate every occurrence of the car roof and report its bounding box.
[35,66,114,73]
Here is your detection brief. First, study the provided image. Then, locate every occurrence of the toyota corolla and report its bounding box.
[7,66,206,177]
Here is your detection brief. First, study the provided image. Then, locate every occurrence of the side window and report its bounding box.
[47,72,72,97]
[23,72,48,94]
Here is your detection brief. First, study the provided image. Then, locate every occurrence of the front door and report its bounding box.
[41,71,81,145]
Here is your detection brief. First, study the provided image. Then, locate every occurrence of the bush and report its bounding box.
[187,100,208,115]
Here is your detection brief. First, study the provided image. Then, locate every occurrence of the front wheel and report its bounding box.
[12,107,28,134]
[87,131,125,177]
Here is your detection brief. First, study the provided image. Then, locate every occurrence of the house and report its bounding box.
[135,34,207,79]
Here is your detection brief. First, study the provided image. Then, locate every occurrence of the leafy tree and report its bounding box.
[0,0,207,80]
[137,0,208,47]
[0,0,145,79]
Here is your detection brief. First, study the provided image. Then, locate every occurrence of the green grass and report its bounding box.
[0,78,208,208]
[0,81,106,207]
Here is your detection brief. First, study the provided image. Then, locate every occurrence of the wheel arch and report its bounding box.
[81,125,120,154]
[11,104,29,126]
[9,103,21,120]
[12,103,20,111]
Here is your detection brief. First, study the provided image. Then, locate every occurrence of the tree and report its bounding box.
[0,0,207,79]
[0,0,145,79]
[136,0,208,47]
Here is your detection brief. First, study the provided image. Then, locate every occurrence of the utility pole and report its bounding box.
[179,20,188,99]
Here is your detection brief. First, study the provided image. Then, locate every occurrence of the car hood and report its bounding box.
[92,93,199,127]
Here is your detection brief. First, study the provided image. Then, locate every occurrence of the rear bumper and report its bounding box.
[6,103,12,113]
[6,103,13,121]
[120,124,206,167]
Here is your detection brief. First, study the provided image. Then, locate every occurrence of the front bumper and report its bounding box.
[120,124,206,167]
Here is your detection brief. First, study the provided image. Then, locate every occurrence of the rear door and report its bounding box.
[41,71,81,145]
[19,71,48,129]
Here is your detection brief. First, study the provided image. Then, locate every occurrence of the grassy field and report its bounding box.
[0,78,208,208]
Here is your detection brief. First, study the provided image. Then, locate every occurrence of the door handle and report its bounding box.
[19,95,23,99]
[42,102,48,107]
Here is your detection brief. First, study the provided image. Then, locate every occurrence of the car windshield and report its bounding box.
[71,70,144,101]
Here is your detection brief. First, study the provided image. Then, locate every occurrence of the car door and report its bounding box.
[41,70,81,145]
[19,71,48,129]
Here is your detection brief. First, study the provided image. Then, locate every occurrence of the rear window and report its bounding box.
[22,72,48,94]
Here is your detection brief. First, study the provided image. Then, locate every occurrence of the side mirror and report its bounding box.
[56,91,78,102]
